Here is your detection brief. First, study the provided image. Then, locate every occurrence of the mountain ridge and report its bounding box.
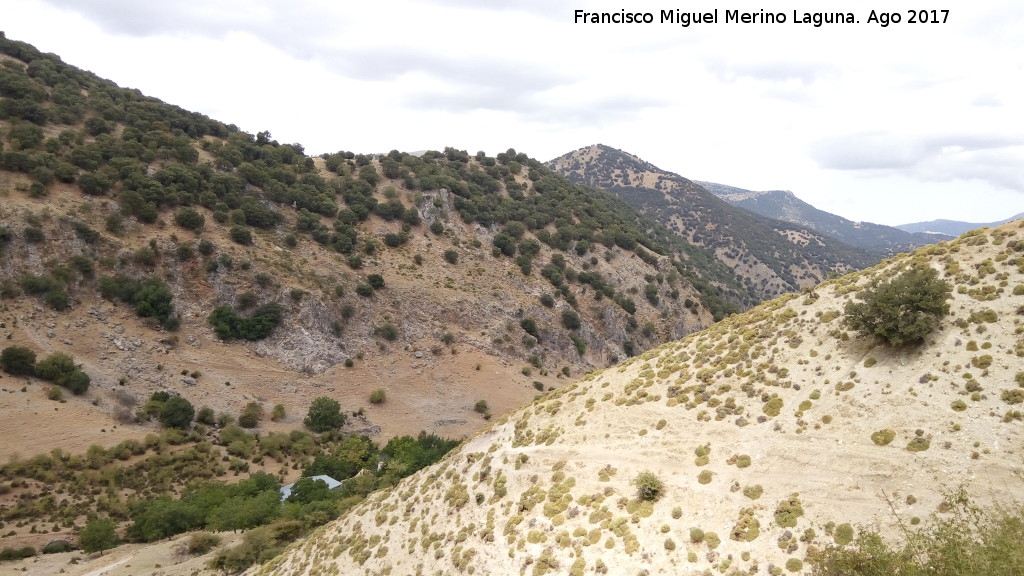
[896,213,1024,236]
[696,180,949,252]
[546,144,878,299]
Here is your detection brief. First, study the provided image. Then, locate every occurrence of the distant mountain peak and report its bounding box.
[896,213,1024,236]
[547,146,878,299]
[697,181,947,253]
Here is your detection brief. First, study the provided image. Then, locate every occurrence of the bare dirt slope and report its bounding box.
[254,222,1024,576]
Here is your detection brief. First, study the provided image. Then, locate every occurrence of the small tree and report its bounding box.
[367,274,385,289]
[844,265,951,346]
[0,346,36,375]
[229,225,253,245]
[286,477,332,504]
[304,397,345,433]
[174,207,205,231]
[159,395,195,429]
[79,517,118,554]
[561,310,581,330]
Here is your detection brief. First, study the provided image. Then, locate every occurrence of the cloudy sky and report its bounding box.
[5,0,1023,226]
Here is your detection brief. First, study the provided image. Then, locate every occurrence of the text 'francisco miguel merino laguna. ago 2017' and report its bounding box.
[573,9,951,28]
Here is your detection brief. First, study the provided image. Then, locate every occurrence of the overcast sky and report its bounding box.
[5,0,1023,226]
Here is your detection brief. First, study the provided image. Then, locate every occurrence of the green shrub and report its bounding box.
[844,265,951,345]
[871,429,896,446]
[174,206,205,231]
[763,397,784,417]
[230,225,253,245]
[1001,389,1024,405]
[561,310,581,330]
[906,437,930,452]
[238,402,263,428]
[634,471,664,501]
[375,323,398,341]
[369,389,387,404]
[159,395,195,429]
[972,355,993,369]
[774,494,804,527]
[98,275,177,329]
[443,249,458,264]
[0,546,36,560]
[236,291,258,310]
[0,345,36,375]
[270,404,285,422]
[743,484,763,500]
[197,406,216,425]
[304,397,345,432]
[35,352,90,394]
[208,303,283,341]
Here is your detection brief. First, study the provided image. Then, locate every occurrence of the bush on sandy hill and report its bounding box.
[844,265,951,346]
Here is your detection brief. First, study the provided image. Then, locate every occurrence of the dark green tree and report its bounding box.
[520,318,539,339]
[367,274,385,289]
[229,225,253,245]
[561,309,582,330]
[286,477,333,504]
[36,352,90,394]
[174,206,205,231]
[844,265,952,346]
[0,346,36,375]
[304,397,345,433]
[79,517,118,554]
[127,498,203,541]
[159,395,195,429]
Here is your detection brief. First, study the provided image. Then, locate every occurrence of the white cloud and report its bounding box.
[4,0,1024,225]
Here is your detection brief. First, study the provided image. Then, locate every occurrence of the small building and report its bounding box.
[279,474,342,501]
